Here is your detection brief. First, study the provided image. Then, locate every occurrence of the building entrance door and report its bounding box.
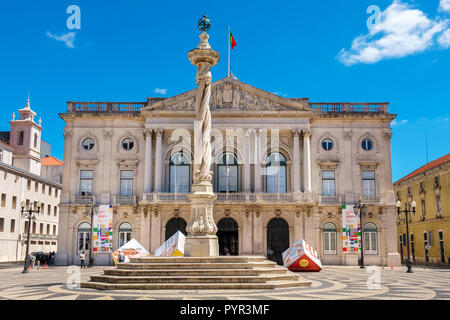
[217,218,239,256]
[165,217,187,241]
[267,218,289,265]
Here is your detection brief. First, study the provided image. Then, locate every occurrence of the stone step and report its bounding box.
[81,279,311,290]
[117,261,277,270]
[89,274,298,284]
[104,268,289,277]
[128,256,266,264]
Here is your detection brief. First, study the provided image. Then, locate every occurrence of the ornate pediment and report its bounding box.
[143,78,312,113]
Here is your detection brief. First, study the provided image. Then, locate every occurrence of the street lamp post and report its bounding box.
[354,200,367,269]
[21,200,41,274]
[396,199,416,273]
[84,201,99,267]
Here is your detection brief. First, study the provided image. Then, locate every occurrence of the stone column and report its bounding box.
[154,129,163,192]
[303,129,312,194]
[243,130,251,192]
[253,129,263,193]
[292,130,301,192]
[184,16,220,257]
[144,129,153,193]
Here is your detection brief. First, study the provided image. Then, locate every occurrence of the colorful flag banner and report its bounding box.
[342,204,361,252]
[93,205,114,253]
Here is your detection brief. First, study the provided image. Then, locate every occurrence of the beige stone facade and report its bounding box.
[56,77,400,267]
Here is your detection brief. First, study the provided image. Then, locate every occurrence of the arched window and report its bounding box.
[118,222,132,247]
[363,223,378,254]
[266,152,287,194]
[77,222,91,254]
[217,152,238,193]
[323,222,337,254]
[169,152,190,193]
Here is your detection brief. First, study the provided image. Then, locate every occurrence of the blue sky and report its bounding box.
[0,0,449,182]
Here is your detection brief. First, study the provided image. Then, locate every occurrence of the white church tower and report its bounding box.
[9,98,42,175]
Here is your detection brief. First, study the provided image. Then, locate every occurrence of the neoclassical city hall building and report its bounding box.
[56,76,401,267]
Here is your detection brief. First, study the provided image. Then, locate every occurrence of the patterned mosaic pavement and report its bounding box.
[0,265,449,300]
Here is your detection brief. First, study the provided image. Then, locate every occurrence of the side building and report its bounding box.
[0,99,62,262]
[394,153,449,265]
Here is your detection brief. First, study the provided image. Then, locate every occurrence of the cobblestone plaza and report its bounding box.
[0,266,449,300]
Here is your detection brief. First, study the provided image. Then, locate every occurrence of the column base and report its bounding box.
[184,235,219,257]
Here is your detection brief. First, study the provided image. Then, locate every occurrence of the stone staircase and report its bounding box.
[81,256,312,290]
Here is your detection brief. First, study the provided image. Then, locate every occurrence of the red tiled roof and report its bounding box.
[41,156,64,166]
[394,153,450,185]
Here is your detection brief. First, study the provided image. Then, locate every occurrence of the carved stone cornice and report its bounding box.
[63,130,72,140]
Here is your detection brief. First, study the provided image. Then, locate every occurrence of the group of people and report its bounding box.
[28,251,56,269]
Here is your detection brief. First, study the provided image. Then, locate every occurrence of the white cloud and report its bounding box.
[154,88,167,95]
[440,0,450,13]
[392,119,408,126]
[46,31,76,48]
[438,28,450,47]
[338,1,449,65]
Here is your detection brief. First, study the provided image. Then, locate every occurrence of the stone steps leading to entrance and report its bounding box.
[104,268,289,276]
[81,256,312,290]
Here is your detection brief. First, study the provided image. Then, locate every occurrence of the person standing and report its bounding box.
[80,251,86,269]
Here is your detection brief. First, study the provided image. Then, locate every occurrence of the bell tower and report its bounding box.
[9,98,42,175]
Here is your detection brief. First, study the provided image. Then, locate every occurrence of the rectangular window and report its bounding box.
[26,199,30,210]
[1,193,5,207]
[55,189,58,197]
[40,203,44,215]
[32,222,36,234]
[42,184,45,194]
[362,170,376,196]
[24,221,29,233]
[436,194,442,214]
[12,196,17,209]
[10,219,15,233]
[27,180,31,190]
[39,223,43,235]
[217,166,238,193]
[120,171,134,196]
[35,182,38,192]
[46,224,50,235]
[18,131,24,145]
[53,225,56,235]
[47,204,51,216]
[48,187,52,196]
[54,206,57,216]
[0,218,4,232]
[80,170,93,195]
[421,199,426,218]
[322,171,336,196]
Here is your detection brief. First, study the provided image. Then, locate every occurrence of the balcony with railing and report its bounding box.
[113,195,137,205]
[360,195,381,204]
[312,102,389,113]
[74,195,95,205]
[67,102,146,113]
[319,195,342,205]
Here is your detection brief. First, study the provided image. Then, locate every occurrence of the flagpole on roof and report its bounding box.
[228,26,231,77]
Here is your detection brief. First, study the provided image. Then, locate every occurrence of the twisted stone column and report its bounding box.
[184,28,220,256]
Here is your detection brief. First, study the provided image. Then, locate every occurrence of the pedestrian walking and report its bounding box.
[80,251,86,269]
[49,251,56,268]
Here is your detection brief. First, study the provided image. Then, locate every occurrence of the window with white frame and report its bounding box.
[77,222,91,254]
[217,152,238,193]
[79,170,93,196]
[266,152,287,194]
[120,171,133,196]
[362,170,376,196]
[363,222,378,254]
[323,222,337,254]
[322,171,336,196]
[118,222,133,247]
[169,152,190,193]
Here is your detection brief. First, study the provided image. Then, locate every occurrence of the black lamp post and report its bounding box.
[84,201,99,267]
[354,200,367,269]
[396,199,416,273]
[21,200,41,274]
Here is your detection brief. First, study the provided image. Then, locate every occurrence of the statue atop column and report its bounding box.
[184,15,220,256]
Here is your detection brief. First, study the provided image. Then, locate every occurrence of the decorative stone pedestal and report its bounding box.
[184,181,219,257]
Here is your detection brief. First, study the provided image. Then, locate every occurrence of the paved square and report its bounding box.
[0,265,449,300]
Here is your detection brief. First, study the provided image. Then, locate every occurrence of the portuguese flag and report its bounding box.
[229,30,237,49]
